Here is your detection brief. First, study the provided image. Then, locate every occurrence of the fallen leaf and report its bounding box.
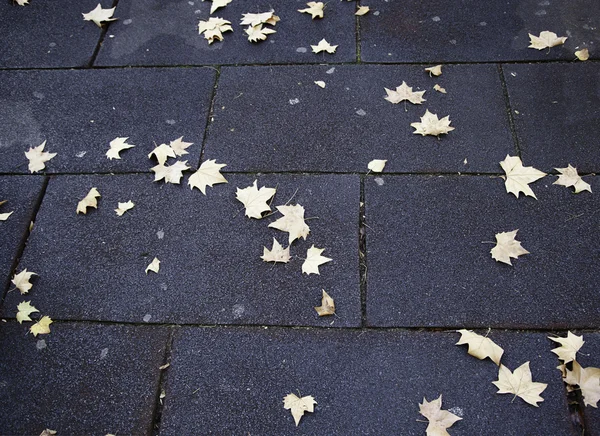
[490,230,529,266]
[16,301,39,323]
[106,137,135,160]
[115,200,135,216]
[419,395,462,436]
[314,290,335,316]
[235,180,276,219]
[500,155,546,199]
[245,24,276,42]
[206,0,232,14]
[39,430,57,436]
[564,361,600,407]
[283,393,317,426]
[0,200,13,221]
[12,269,36,294]
[302,245,332,275]
[198,17,233,44]
[82,3,117,27]
[455,329,504,365]
[549,332,584,364]
[169,137,194,156]
[425,65,443,76]
[553,164,591,193]
[368,159,387,172]
[240,10,280,27]
[30,316,53,337]
[314,80,326,88]
[146,257,160,274]
[77,187,101,214]
[268,204,310,244]
[261,238,291,263]
[492,362,547,406]
[298,1,324,19]
[151,161,190,184]
[311,39,337,54]
[528,31,567,50]
[25,141,56,173]
[148,143,176,165]
[411,110,454,136]
[384,82,426,105]
[159,363,170,370]
[188,159,228,194]
[575,48,589,61]
[15,0,30,5]
[433,84,447,94]
[355,6,369,16]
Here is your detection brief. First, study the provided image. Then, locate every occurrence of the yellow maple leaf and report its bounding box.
[188,159,228,195]
[261,238,291,263]
[268,204,310,244]
[146,257,160,274]
[30,316,53,337]
[492,362,547,406]
[314,80,326,88]
[283,393,317,426]
[549,332,584,363]
[575,48,589,61]
[302,245,332,275]
[564,361,600,407]
[235,180,276,219]
[368,159,387,173]
[419,395,462,436]
[455,329,504,365]
[425,65,443,76]
[106,137,135,160]
[151,161,190,184]
[311,39,337,54]
[148,143,176,165]
[433,84,447,94]
[198,17,233,44]
[76,187,101,214]
[12,269,37,294]
[314,290,335,316]
[355,6,369,16]
[82,4,117,27]
[115,200,135,216]
[528,31,567,50]
[499,155,546,199]
[25,141,57,173]
[245,24,277,42]
[169,136,194,156]
[553,164,592,193]
[298,1,324,19]
[240,10,279,27]
[384,82,426,105]
[490,230,529,266]
[411,110,454,136]
[208,0,232,14]
[16,301,39,323]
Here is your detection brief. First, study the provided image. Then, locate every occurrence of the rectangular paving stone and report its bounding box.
[504,63,600,173]
[95,0,356,66]
[0,0,103,68]
[1,173,360,326]
[205,64,514,173]
[365,175,599,328]
[360,0,600,62]
[0,68,215,175]
[0,175,45,296]
[160,327,574,434]
[0,322,169,435]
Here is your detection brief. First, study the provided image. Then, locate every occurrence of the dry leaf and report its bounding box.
[76,187,101,214]
[0,200,13,221]
[188,159,228,194]
[169,137,193,156]
[115,200,135,216]
[554,164,591,193]
[148,143,176,165]
[151,161,190,184]
[528,31,567,50]
[500,155,546,199]
[25,141,56,173]
[106,137,135,160]
[82,3,117,27]
[146,257,160,274]
[261,238,291,263]
[355,6,369,16]
[302,245,332,275]
[455,329,504,365]
[433,84,447,94]
[235,180,276,219]
[240,10,280,27]
[575,48,589,61]
[419,395,462,436]
[16,301,39,323]
[564,361,600,407]
[198,17,233,44]
[15,0,30,5]
[493,362,547,406]
[12,269,37,294]
[425,65,443,76]
[30,316,53,337]
[384,82,426,105]
[298,1,324,19]
[39,430,57,436]
[268,204,310,244]
[283,393,317,426]
[245,24,277,42]
[314,290,335,316]
[311,39,337,54]
[314,81,326,88]
[368,159,387,172]
[206,0,232,14]
[490,230,529,266]
[549,332,584,363]
[411,110,454,136]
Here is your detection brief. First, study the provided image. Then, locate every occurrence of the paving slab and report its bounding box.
[0,0,103,68]
[360,0,600,62]
[159,327,574,435]
[205,64,514,173]
[95,0,356,66]
[0,322,169,435]
[504,62,600,173]
[0,176,45,296]
[365,174,599,328]
[1,173,360,326]
[0,68,215,175]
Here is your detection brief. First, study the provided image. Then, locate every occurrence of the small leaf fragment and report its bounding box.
[25,141,56,173]
[188,159,228,195]
[207,0,232,14]
[12,269,37,294]
[425,65,443,76]
[575,48,590,61]
[528,31,567,50]
[240,10,280,27]
[15,0,30,5]
[368,159,387,173]
[419,395,462,436]
[77,187,101,214]
[245,24,276,42]
[283,393,317,426]
[302,245,332,275]
[0,200,13,222]
[198,17,233,44]
[159,363,171,370]
[492,362,547,406]
[298,2,324,19]
[355,6,369,16]
[16,301,39,323]
[490,230,529,266]
[411,110,454,136]
[433,84,447,94]
[106,137,135,160]
[235,180,276,219]
[311,39,337,54]
[384,82,426,105]
[146,257,160,274]
[115,200,135,216]
[268,204,310,244]
[39,429,57,436]
[151,161,190,184]
[554,164,591,193]
[261,238,291,263]
[500,155,546,199]
[314,290,335,316]
[314,80,326,88]
[30,316,53,337]
[82,3,117,27]
[455,329,504,365]
[549,331,584,363]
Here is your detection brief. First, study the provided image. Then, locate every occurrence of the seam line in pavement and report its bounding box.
[497,64,522,157]
[87,0,121,68]
[355,2,362,63]
[150,327,176,436]
[359,175,367,327]
[197,66,221,167]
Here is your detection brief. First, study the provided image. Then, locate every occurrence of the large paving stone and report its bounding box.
[95,0,356,66]
[0,176,45,297]
[205,64,514,173]
[360,0,600,62]
[0,68,215,175]
[0,0,103,68]
[365,174,599,328]
[0,322,169,435]
[1,173,360,326]
[160,327,574,435]
[504,62,600,173]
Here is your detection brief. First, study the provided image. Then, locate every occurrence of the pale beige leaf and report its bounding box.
[314,290,335,316]
[298,1,324,19]
[245,24,276,42]
[261,238,291,263]
[283,393,317,426]
[302,245,332,275]
[490,230,529,266]
[311,39,337,54]
[148,143,176,165]
[528,31,567,50]
[0,211,14,221]
[355,6,369,16]
[419,395,462,436]
[575,48,589,61]
[146,257,160,274]
[82,3,117,27]
[115,200,135,216]
[384,82,426,104]
[25,141,56,173]
[198,17,233,43]
[549,331,584,363]
[433,84,447,94]
[553,164,591,193]
[268,204,310,244]
[15,0,30,5]
[493,362,547,406]
[314,80,326,88]
[425,65,443,76]
[12,269,36,294]
[188,159,228,194]
[106,137,135,160]
[368,159,387,172]
[455,329,504,365]
[565,361,600,407]
[30,316,53,337]
[169,136,194,156]
[240,10,279,26]
[76,187,101,214]
[500,155,546,199]
[207,0,232,14]
[39,429,57,436]
[411,110,454,136]
[151,161,190,184]
[16,301,39,323]
[235,180,276,219]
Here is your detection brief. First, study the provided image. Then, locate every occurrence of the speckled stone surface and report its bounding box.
[160,327,575,435]
[360,0,600,62]
[0,322,169,435]
[204,64,514,173]
[0,68,215,174]
[1,173,360,326]
[365,174,599,328]
[95,0,356,66]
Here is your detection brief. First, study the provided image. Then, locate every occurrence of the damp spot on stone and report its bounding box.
[49,42,57,47]
[432,16,440,22]
[100,348,109,359]
[374,178,384,186]
[76,151,87,158]
[143,314,152,322]
[356,109,367,116]
[538,0,550,5]
[479,21,487,26]
[33,92,44,99]
[232,304,245,319]
[535,10,547,16]
[166,119,176,125]
[157,229,165,239]
[373,10,380,16]
[36,339,47,350]
[160,283,168,291]
[450,39,457,45]
[296,47,307,53]
[194,9,202,14]
[123,18,133,25]
[326,67,335,74]
[188,0,194,4]
[289,98,300,105]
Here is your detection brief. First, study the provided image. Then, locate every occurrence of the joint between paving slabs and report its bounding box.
[355,1,362,63]
[497,64,522,157]
[87,0,121,68]
[358,175,368,327]
[565,385,586,435]
[196,66,222,167]
[150,326,176,436]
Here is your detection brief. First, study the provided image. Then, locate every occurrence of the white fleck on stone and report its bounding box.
[157,229,165,239]
[373,10,380,16]
[535,10,547,16]
[49,42,57,47]
[33,92,44,99]
[450,39,457,45]
[100,348,109,359]
[188,1,194,4]
[374,177,384,186]
[296,47,307,53]
[463,158,468,165]
[326,67,335,74]
[356,109,367,116]
[432,16,441,22]
[448,407,464,417]
[479,21,487,26]
[123,18,133,25]
[232,304,245,319]
[538,0,550,5]
[160,283,168,291]
[289,98,300,105]
[36,339,47,350]
[75,151,87,158]
[194,9,202,14]
[510,72,517,77]
[166,119,176,125]
[143,314,152,322]
[109,34,115,38]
